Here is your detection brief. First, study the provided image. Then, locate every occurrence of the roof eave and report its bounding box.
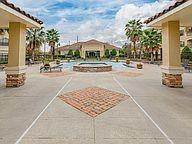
[0,2,42,28]
[146,0,192,27]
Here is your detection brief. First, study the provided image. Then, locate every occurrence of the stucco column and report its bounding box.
[5,22,27,87]
[161,21,184,88]
[82,50,86,59]
[100,46,104,58]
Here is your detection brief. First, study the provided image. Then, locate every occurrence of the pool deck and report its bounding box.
[0,63,192,144]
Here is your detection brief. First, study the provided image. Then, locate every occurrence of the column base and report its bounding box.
[162,73,183,88]
[6,73,26,88]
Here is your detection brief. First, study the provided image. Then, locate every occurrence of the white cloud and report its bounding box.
[112,0,175,46]
[9,0,175,47]
[46,0,175,47]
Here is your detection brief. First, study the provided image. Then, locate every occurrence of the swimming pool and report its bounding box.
[61,61,130,70]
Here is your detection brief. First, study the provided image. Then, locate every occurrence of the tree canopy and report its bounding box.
[125,19,142,59]
[181,46,192,60]
[141,28,162,62]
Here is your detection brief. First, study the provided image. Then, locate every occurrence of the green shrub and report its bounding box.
[105,49,110,58]
[181,46,192,60]
[74,50,80,58]
[68,50,73,56]
[143,52,150,60]
[119,50,125,57]
[0,61,8,64]
[42,58,50,65]
[110,49,117,57]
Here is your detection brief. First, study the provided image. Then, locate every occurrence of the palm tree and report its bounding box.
[46,29,60,60]
[122,43,131,58]
[125,19,142,59]
[26,27,45,60]
[141,28,162,63]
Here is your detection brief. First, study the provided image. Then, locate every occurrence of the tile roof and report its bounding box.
[144,0,188,24]
[0,0,43,25]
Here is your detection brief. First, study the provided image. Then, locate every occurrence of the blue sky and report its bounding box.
[10,0,173,46]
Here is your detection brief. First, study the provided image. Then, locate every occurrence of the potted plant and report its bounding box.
[115,57,119,62]
[126,59,130,64]
[137,63,143,69]
[67,58,70,62]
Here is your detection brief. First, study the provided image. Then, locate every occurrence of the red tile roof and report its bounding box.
[0,0,43,25]
[144,0,188,24]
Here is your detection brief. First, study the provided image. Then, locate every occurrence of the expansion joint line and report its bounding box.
[15,77,72,144]
[113,76,174,144]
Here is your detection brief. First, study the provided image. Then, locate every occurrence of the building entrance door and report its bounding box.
[86,51,100,58]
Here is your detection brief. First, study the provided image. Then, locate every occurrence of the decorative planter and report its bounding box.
[137,63,143,69]
[126,59,130,65]
[67,58,70,62]
[115,57,119,62]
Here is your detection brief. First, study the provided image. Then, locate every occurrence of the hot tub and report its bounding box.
[73,62,112,72]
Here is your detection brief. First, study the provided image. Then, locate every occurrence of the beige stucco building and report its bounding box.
[180,27,192,47]
[145,0,192,88]
[58,39,120,58]
[0,0,43,87]
[0,30,9,62]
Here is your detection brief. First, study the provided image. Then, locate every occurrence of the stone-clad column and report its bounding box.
[161,21,184,88]
[5,22,27,87]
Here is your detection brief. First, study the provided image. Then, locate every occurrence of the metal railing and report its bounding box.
[0,54,8,63]
[0,42,8,46]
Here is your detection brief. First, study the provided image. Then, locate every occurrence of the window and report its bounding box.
[187,27,192,36]
[0,38,9,46]
[180,30,184,36]
[0,53,8,62]
[180,41,185,47]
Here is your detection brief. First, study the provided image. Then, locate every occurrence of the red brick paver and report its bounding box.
[59,87,129,117]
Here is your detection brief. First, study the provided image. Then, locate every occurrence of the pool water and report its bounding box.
[62,61,129,70]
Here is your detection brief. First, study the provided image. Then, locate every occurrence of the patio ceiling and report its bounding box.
[145,0,192,27]
[0,0,43,28]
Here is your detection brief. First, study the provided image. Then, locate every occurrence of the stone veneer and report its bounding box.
[6,73,26,87]
[73,64,112,72]
[162,73,183,88]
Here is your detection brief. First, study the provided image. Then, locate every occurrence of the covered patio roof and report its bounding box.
[145,0,192,27]
[0,0,43,28]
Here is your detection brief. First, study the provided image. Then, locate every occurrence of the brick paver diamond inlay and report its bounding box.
[59,87,129,117]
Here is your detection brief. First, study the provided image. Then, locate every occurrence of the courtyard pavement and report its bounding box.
[0,63,192,144]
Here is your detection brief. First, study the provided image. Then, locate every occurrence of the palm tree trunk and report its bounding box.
[151,52,154,63]
[53,46,55,60]
[32,43,35,61]
[32,32,36,61]
[51,46,53,60]
[155,51,158,61]
[32,50,35,61]
[140,45,142,60]
[133,42,136,59]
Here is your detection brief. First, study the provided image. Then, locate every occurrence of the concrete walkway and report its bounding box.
[0,64,192,144]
